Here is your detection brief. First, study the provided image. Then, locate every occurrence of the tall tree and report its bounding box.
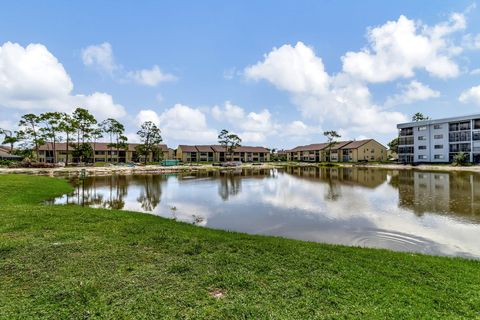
[323,130,341,162]
[91,128,104,162]
[218,129,242,161]
[136,121,163,165]
[100,118,124,163]
[18,114,42,160]
[0,129,19,152]
[387,137,399,154]
[72,108,97,163]
[73,107,97,144]
[39,112,63,163]
[412,112,429,122]
[58,113,77,166]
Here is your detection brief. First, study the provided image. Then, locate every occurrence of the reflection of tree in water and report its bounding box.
[136,175,162,211]
[72,177,106,207]
[104,175,128,209]
[324,170,341,201]
[218,172,242,201]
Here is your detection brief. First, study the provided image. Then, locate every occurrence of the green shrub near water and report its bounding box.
[0,174,479,319]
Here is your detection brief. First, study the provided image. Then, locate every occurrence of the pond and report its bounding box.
[51,167,480,258]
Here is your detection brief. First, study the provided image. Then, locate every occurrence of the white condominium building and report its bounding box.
[397,114,480,163]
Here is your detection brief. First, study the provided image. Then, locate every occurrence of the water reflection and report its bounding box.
[52,167,480,258]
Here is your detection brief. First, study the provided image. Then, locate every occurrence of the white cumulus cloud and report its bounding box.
[127,65,176,86]
[245,42,329,95]
[385,80,440,106]
[0,41,125,120]
[244,42,407,134]
[82,42,176,86]
[459,85,480,106]
[137,104,217,144]
[342,13,464,82]
[81,42,117,74]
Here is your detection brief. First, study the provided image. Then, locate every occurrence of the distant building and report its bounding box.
[38,142,173,163]
[397,114,480,163]
[286,139,387,162]
[176,145,270,162]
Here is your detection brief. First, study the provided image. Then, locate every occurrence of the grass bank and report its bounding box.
[1,175,479,319]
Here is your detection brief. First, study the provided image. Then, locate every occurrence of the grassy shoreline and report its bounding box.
[1,174,480,319]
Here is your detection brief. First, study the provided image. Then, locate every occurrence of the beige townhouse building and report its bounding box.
[286,139,387,163]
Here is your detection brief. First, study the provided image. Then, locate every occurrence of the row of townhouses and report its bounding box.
[397,113,480,163]
[38,142,174,163]
[286,139,387,162]
[36,142,271,163]
[176,145,270,162]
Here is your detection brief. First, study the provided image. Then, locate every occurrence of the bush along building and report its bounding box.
[286,139,387,162]
[176,145,270,163]
[397,114,480,163]
[38,142,174,164]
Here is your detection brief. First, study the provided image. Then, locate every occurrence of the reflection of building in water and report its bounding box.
[283,166,387,189]
[396,171,480,220]
[176,168,277,201]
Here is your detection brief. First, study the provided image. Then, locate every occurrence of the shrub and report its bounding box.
[452,152,469,166]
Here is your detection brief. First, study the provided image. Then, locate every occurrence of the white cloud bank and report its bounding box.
[459,85,480,106]
[0,41,125,120]
[136,104,217,144]
[245,42,407,134]
[211,101,320,143]
[82,42,176,86]
[342,13,465,82]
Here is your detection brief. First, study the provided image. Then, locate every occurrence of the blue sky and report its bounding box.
[1,0,480,148]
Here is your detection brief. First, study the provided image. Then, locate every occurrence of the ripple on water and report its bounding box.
[350,229,446,255]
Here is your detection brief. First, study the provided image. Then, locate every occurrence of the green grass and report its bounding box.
[0,175,479,319]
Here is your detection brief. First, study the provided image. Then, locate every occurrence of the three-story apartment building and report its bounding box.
[397,114,480,163]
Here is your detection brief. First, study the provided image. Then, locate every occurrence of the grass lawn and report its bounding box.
[0,175,479,319]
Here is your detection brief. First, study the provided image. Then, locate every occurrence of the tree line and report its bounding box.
[0,108,163,165]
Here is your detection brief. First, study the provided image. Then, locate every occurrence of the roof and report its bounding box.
[330,141,353,150]
[0,150,21,159]
[195,145,214,152]
[0,145,11,153]
[397,113,480,129]
[288,139,385,152]
[179,145,269,153]
[340,139,372,149]
[235,146,269,153]
[39,142,169,152]
[178,145,198,152]
[288,143,329,152]
[210,145,226,152]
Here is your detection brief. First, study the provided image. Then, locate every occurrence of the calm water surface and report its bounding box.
[52,167,480,258]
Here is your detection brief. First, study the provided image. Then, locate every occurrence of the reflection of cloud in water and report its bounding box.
[52,169,480,258]
[259,172,480,258]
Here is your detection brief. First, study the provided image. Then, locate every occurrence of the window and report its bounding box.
[449,143,471,152]
[434,124,442,129]
[418,136,426,141]
[418,155,428,160]
[399,137,414,145]
[449,131,471,142]
[400,128,413,136]
[418,126,427,131]
[418,146,427,150]
[434,145,443,149]
[434,155,444,160]
[434,134,443,139]
[449,121,471,131]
